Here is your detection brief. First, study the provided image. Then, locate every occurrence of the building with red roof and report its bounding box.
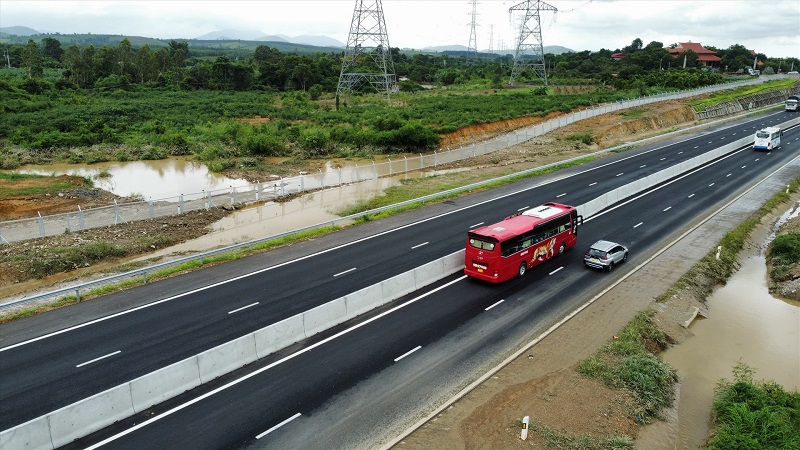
[667,42,721,68]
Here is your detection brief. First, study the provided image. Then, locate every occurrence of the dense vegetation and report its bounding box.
[1,34,797,171]
[707,362,800,450]
[578,311,678,423]
[768,233,800,280]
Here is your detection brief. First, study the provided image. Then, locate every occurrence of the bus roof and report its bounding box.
[470,202,575,242]
[759,126,781,133]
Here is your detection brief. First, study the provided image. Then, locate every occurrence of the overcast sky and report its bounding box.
[2,0,798,58]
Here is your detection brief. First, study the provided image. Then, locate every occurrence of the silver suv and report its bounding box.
[584,240,628,271]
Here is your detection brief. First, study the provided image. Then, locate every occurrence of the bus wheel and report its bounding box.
[558,243,566,256]
[518,262,527,277]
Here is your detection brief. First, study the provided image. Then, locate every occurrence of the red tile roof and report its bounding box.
[668,42,721,62]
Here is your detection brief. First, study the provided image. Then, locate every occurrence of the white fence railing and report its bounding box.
[0,76,774,245]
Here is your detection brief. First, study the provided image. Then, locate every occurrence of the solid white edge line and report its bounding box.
[76,351,121,368]
[394,345,422,362]
[83,275,468,449]
[411,242,429,249]
[484,300,504,311]
[228,302,259,315]
[382,152,800,450]
[255,412,302,439]
[333,268,357,277]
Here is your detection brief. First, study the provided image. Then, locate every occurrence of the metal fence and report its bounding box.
[0,76,772,245]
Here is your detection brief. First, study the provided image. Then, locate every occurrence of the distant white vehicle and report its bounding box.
[753,126,782,151]
[786,95,799,112]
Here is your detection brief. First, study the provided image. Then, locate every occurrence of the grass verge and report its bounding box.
[564,174,800,447]
[707,362,800,450]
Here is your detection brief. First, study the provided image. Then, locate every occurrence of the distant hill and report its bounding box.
[0,26,572,55]
[195,28,275,41]
[0,26,40,37]
[423,44,574,55]
[195,29,344,47]
[275,34,345,48]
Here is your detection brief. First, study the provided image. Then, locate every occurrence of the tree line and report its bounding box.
[4,35,796,94]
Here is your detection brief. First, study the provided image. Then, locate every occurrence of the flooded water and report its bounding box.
[13,158,253,200]
[11,154,462,201]
[643,255,800,449]
[136,177,401,259]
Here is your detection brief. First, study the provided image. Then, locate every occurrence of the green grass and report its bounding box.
[339,157,594,220]
[768,233,800,280]
[527,422,633,449]
[706,362,800,450]
[689,79,797,112]
[578,311,677,422]
[655,175,800,303]
[0,172,89,198]
[618,109,645,118]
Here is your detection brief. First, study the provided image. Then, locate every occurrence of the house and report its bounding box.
[611,52,625,61]
[667,42,721,68]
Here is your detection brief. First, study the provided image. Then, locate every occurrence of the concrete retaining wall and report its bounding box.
[4,116,799,450]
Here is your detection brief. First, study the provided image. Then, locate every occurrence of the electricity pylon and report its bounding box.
[337,0,396,102]
[508,0,557,85]
[467,0,479,60]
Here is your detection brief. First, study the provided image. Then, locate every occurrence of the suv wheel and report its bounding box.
[606,261,614,272]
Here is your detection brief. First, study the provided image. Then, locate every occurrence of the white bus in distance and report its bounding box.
[753,126,782,151]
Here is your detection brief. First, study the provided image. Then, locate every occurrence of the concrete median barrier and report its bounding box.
[414,259,445,288]
[0,415,52,450]
[198,335,258,384]
[381,270,416,300]
[48,384,135,448]
[129,357,202,413]
[303,297,347,338]
[344,284,382,320]
[254,314,306,358]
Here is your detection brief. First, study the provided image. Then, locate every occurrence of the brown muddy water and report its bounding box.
[640,254,800,449]
[14,157,253,199]
[135,177,402,260]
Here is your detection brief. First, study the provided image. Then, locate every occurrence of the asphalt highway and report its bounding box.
[0,110,794,434]
[68,113,800,449]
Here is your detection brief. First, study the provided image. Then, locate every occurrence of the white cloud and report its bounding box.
[1,0,798,57]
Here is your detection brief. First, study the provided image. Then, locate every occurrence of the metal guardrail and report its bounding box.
[0,76,772,245]
[0,76,779,312]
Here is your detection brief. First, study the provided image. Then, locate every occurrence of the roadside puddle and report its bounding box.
[639,255,800,449]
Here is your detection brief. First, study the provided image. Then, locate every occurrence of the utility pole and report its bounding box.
[467,0,479,61]
[337,0,396,104]
[508,0,557,85]
[488,24,494,56]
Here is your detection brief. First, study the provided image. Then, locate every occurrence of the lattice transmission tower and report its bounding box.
[467,0,479,60]
[337,0,396,102]
[508,0,557,85]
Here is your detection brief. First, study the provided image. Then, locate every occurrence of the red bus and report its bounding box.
[464,202,582,283]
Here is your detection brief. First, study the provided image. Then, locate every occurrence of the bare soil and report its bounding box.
[2,96,796,447]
